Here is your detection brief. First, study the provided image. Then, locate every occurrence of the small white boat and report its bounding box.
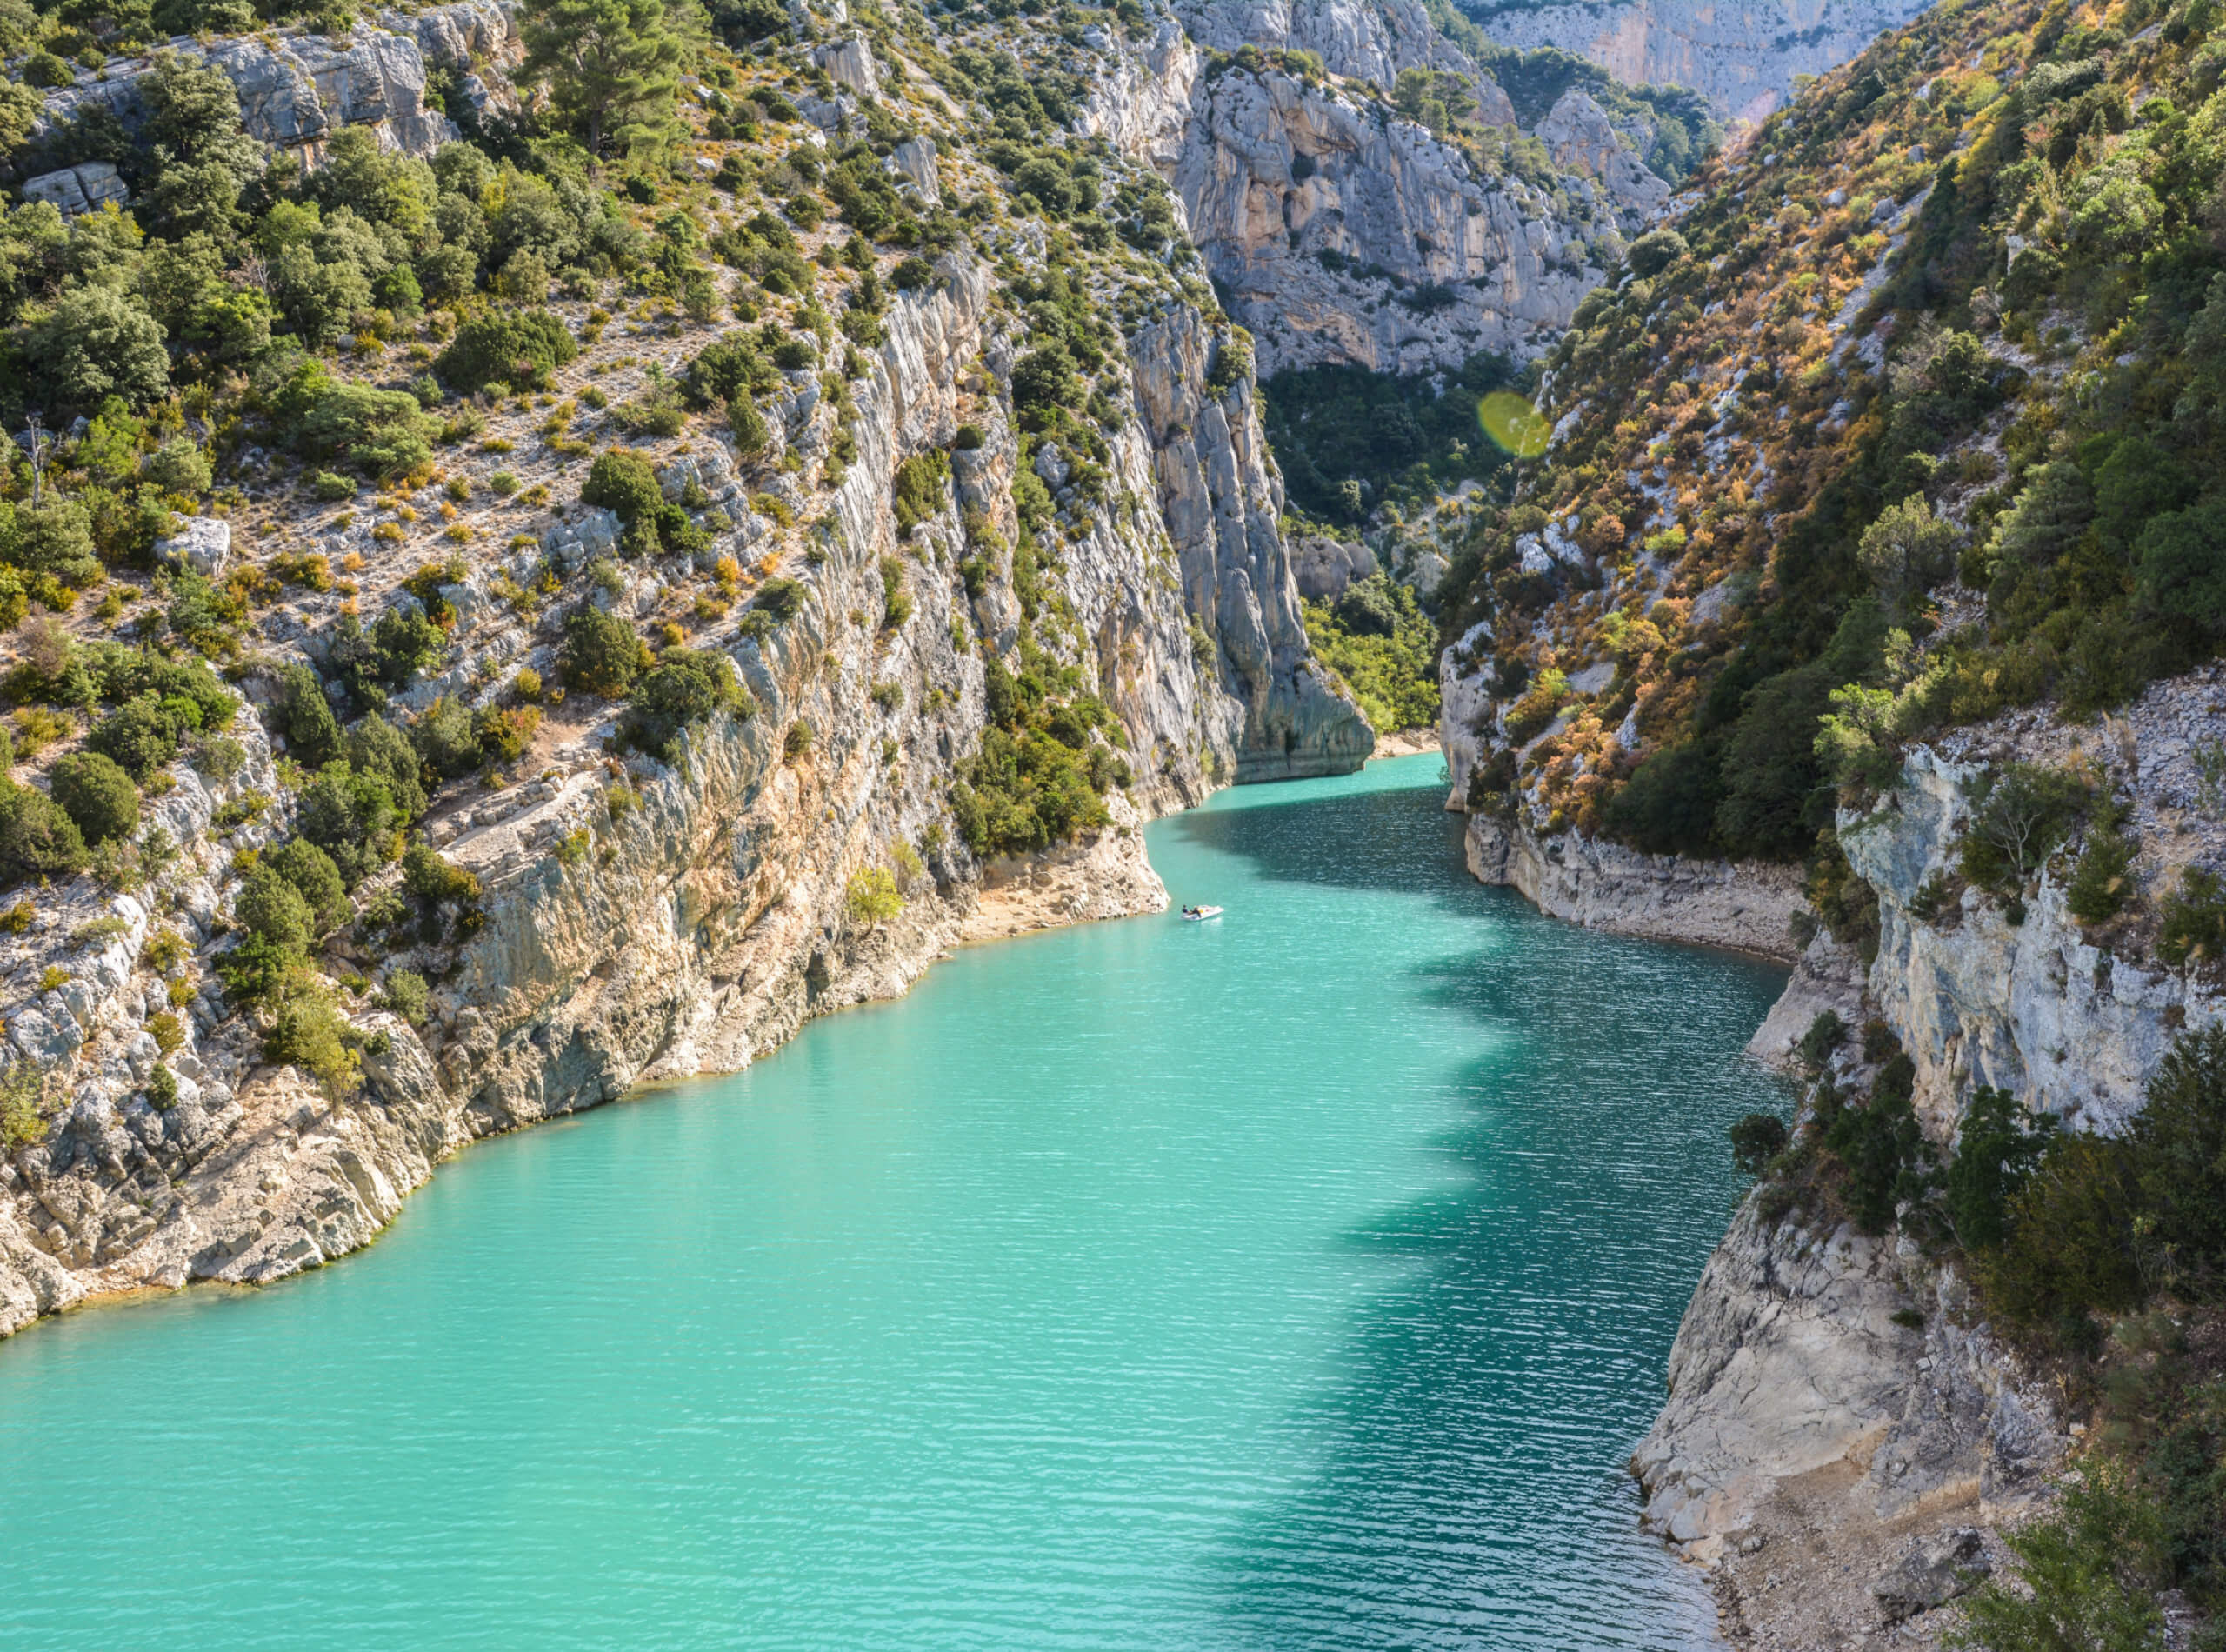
[1181,905,1223,922]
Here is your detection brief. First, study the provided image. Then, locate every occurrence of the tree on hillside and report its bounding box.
[520,0,690,158]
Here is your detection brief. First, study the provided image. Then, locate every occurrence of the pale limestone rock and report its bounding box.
[1464,812,1805,958]
[1287,533,1378,600]
[1165,66,1656,372]
[21,163,129,216]
[888,136,940,204]
[155,517,231,577]
[810,36,880,100]
[1476,0,1933,125]
[1534,88,1671,215]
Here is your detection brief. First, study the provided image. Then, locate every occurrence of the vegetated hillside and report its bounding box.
[1443,0,2226,875]
[0,0,1390,1327]
[1440,0,2226,1635]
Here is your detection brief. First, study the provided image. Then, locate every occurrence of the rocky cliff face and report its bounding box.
[27,0,517,179]
[1076,0,1671,373]
[1472,0,1932,126]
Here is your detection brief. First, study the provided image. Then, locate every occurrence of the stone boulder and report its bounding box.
[1870,1528,1990,1622]
[889,136,940,205]
[810,37,880,100]
[1287,533,1377,601]
[156,518,231,577]
[542,507,620,574]
[1534,90,1671,216]
[21,163,129,216]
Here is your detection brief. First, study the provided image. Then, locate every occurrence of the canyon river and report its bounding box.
[0,755,1788,1649]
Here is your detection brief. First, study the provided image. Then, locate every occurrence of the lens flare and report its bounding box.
[1478,391,1551,458]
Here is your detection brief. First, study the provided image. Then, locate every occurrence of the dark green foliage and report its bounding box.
[346,716,427,823]
[270,361,440,480]
[271,663,341,767]
[1799,1009,1847,1076]
[1602,737,1724,857]
[1010,344,1082,414]
[0,775,88,885]
[2129,1026,2226,1297]
[2158,869,2226,969]
[1716,601,1893,860]
[1823,1055,1931,1235]
[1729,1112,1790,1178]
[1954,1465,2166,1652]
[1624,228,1689,277]
[85,695,181,781]
[435,310,579,393]
[583,450,663,522]
[402,841,479,903]
[684,338,769,417]
[950,658,1130,856]
[2067,829,2136,924]
[411,696,481,780]
[235,862,312,953]
[266,837,351,937]
[892,450,949,540]
[1260,350,1519,523]
[753,577,807,622]
[215,932,291,1005]
[293,760,396,888]
[562,606,648,698]
[620,649,751,762]
[1944,1087,2056,1251]
[49,750,139,847]
[1303,576,1438,734]
[2137,503,2226,636]
[1978,1133,2146,1346]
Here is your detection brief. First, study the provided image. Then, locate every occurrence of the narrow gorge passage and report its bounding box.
[0,756,1788,1649]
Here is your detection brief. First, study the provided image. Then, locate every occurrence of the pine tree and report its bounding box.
[520,0,689,159]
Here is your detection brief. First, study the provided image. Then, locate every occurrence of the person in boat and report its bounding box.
[1181,905,1197,917]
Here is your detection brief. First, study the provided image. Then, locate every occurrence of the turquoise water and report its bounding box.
[0,755,1788,1649]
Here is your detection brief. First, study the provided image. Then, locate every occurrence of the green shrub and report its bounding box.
[582,450,664,524]
[294,759,397,887]
[2067,830,2136,924]
[311,471,356,501]
[383,968,430,1023]
[263,985,359,1096]
[1823,1055,1930,1235]
[1944,1086,2057,1251]
[1729,1113,1789,1177]
[844,866,903,928]
[397,842,476,905]
[2157,869,2226,968]
[1799,1009,1847,1074]
[754,577,807,622]
[274,363,439,479]
[0,776,88,885]
[620,649,751,762]
[271,663,342,767]
[1952,1463,2165,1651]
[563,607,649,698]
[235,862,314,953]
[86,695,182,781]
[892,450,949,539]
[727,393,771,457]
[880,556,913,629]
[1976,1132,2144,1344]
[266,837,352,936]
[50,751,141,847]
[436,310,579,393]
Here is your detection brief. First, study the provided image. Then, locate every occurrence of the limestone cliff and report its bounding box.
[25,0,517,177]
[1471,0,1932,127]
[1076,0,1672,372]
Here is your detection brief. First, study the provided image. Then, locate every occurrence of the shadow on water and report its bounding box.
[1178,776,1787,1649]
